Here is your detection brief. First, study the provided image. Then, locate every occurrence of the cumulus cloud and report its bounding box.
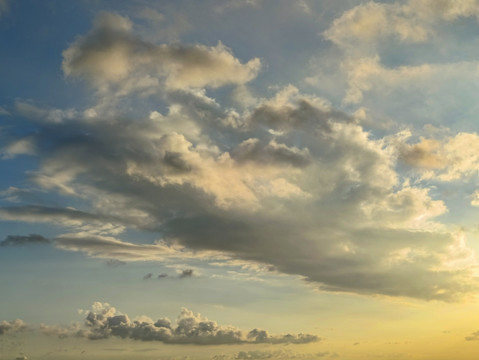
[3,6,479,302]
[324,0,479,48]
[0,320,27,335]
[62,13,261,94]
[399,132,479,181]
[231,139,311,168]
[0,234,50,246]
[75,302,319,345]
[3,82,478,301]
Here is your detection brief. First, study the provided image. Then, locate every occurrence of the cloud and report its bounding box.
[0,234,50,246]
[465,330,479,341]
[0,206,126,234]
[5,83,478,301]
[231,139,311,168]
[52,233,226,262]
[179,269,194,279]
[0,319,27,335]
[212,349,335,360]
[62,12,261,94]
[324,0,479,49]
[143,272,153,280]
[214,0,260,14]
[75,302,319,345]
[399,132,479,181]
[0,0,9,18]
[339,56,479,106]
[1,137,36,159]
[105,259,126,267]
[4,7,479,302]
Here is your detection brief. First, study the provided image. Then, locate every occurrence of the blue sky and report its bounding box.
[3,1,479,359]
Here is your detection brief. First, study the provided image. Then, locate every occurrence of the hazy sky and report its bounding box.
[3,0,479,359]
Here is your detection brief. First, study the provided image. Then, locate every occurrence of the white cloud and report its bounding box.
[324,0,479,49]
[53,233,227,263]
[1,137,35,159]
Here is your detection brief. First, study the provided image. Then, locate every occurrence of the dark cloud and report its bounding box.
[77,302,319,345]
[212,349,331,360]
[231,139,311,167]
[0,234,50,246]
[179,269,194,279]
[105,259,126,267]
[465,331,479,341]
[158,273,168,279]
[143,273,153,280]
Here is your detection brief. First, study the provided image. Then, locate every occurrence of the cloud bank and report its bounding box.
[1,303,319,346]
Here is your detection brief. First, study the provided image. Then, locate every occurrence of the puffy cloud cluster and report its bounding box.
[0,303,318,346]
[62,13,261,94]
[0,319,27,335]
[77,302,318,345]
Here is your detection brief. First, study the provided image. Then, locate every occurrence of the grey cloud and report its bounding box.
[0,320,27,335]
[0,205,121,227]
[0,234,50,246]
[0,0,9,17]
[62,12,261,94]
[465,331,479,341]
[231,139,311,167]
[105,259,126,267]
[158,273,168,279]
[78,302,319,345]
[143,273,153,280]
[7,65,478,300]
[212,349,330,360]
[179,269,194,278]
[249,96,351,133]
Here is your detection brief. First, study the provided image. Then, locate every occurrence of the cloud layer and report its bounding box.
[1,10,479,302]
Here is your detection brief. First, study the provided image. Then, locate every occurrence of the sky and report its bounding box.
[3,0,479,359]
